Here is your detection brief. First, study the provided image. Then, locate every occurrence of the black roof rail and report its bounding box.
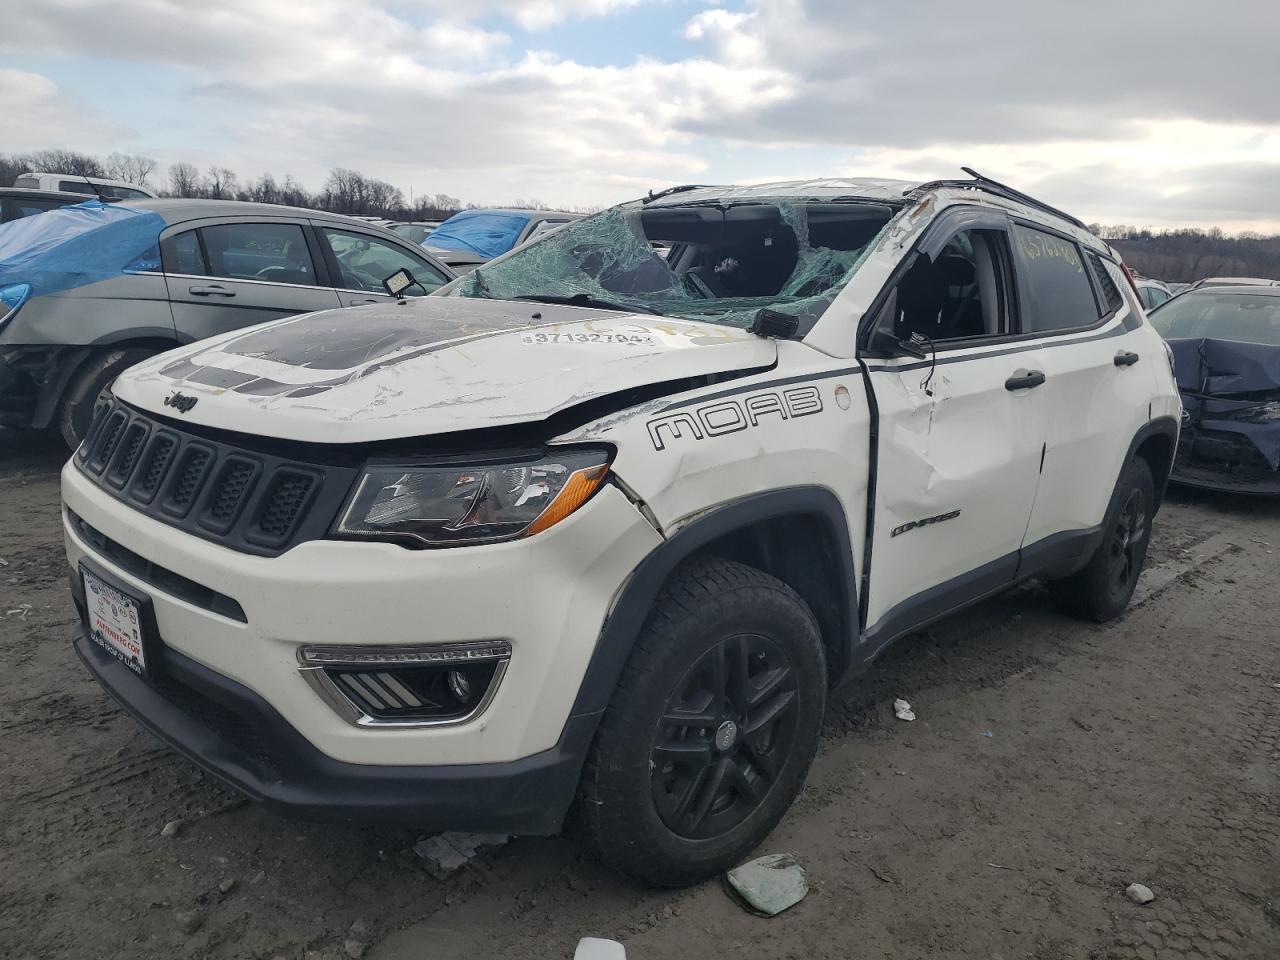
[643,184,710,204]
[907,167,1087,230]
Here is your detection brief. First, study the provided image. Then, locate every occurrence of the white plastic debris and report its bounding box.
[893,698,916,721]
[575,938,627,960]
[1126,882,1156,904]
[412,832,508,879]
[725,853,809,916]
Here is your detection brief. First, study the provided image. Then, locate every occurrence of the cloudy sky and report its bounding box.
[4,0,1279,231]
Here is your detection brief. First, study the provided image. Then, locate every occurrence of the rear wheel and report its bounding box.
[580,557,826,886]
[58,348,155,450]
[1049,457,1155,622]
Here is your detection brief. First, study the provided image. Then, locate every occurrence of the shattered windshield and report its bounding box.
[1152,292,1280,346]
[441,199,899,332]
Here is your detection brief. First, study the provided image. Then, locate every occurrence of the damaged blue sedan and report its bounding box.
[1150,285,1280,495]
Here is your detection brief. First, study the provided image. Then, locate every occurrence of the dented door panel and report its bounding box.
[862,345,1050,633]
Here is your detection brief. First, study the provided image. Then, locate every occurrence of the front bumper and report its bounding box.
[62,459,663,769]
[72,622,594,833]
[1170,421,1280,496]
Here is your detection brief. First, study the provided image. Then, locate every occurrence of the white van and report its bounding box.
[12,173,156,200]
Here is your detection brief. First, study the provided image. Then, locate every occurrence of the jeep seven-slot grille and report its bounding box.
[76,398,358,557]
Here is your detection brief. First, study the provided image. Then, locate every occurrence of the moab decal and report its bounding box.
[647,386,822,451]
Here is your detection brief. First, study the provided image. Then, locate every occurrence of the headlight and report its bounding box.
[0,282,30,329]
[334,448,612,547]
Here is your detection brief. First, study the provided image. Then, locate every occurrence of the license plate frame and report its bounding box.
[80,562,157,678]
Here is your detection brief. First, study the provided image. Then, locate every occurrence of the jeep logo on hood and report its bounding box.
[163,391,198,414]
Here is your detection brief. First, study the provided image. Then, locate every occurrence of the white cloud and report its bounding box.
[0,68,130,150]
[2,0,1279,228]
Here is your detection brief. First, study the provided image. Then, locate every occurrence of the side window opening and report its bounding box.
[1012,224,1099,333]
[197,222,317,286]
[885,229,1009,343]
[320,227,448,296]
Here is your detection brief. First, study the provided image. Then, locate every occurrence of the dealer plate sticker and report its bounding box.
[83,568,146,676]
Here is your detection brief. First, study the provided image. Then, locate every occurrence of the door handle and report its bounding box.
[351,298,380,305]
[189,285,235,297]
[1005,370,1046,391]
[1114,350,1140,367]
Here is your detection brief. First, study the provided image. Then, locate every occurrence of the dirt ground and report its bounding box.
[1,426,1277,960]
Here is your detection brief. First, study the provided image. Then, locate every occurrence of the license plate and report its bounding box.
[82,567,147,676]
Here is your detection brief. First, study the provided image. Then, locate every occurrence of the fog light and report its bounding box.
[298,641,511,727]
[447,668,471,703]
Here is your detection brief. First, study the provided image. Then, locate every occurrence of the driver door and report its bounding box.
[163,218,341,343]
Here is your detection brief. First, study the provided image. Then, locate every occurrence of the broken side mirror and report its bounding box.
[864,288,930,360]
[382,268,416,298]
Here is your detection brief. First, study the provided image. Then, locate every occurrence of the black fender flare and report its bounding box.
[565,485,859,725]
[1127,415,1180,509]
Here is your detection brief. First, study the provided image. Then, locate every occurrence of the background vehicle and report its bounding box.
[1190,276,1280,290]
[13,172,156,200]
[389,220,442,245]
[0,199,454,446]
[1135,277,1173,310]
[425,208,581,272]
[1149,286,1280,494]
[0,187,96,223]
[64,174,1178,888]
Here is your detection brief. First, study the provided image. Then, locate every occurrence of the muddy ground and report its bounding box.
[1,426,1277,960]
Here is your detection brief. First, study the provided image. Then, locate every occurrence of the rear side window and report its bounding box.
[198,223,317,285]
[1087,252,1124,315]
[13,176,40,189]
[58,180,97,195]
[172,230,207,275]
[1012,224,1099,333]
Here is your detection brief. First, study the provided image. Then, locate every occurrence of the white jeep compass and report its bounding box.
[63,172,1181,886]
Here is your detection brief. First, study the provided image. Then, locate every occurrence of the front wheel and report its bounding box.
[58,348,156,450]
[1049,456,1155,622]
[579,557,827,887]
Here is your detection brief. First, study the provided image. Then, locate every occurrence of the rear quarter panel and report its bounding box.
[0,274,175,346]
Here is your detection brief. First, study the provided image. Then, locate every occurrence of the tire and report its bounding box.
[580,557,827,886]
[57,348,155,450]
[1049,456,1155,622]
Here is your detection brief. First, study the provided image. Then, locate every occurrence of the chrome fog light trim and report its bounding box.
[298,640,512,728]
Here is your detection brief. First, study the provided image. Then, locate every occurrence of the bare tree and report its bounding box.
[167,162,201,197]
[23,149,105,177]
[103,153,158,187]
[204,166,238,200]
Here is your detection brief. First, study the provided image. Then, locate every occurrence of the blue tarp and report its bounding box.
[425,210,531,259]
[0,200,164,298]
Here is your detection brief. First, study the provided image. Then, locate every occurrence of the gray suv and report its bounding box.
[0,199,454,446]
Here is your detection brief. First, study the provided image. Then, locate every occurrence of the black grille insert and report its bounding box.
[74,398,357,557]
[199,457,259,533]
[132,434,177,502]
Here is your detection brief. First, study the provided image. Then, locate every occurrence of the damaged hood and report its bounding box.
[115,297,776,444]
[1168,337,1280,470]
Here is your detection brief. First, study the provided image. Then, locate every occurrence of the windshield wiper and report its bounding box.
[513,293,657,315]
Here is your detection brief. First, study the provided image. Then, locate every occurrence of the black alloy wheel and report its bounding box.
[650,633,798,840]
